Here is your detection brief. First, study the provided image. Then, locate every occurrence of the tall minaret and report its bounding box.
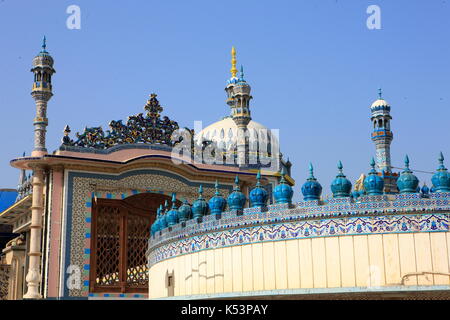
[370,89,397,193]
[30,36,55,157]
[23,37,55,300]
[225,47,252,166]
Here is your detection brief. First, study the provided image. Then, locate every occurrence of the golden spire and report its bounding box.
[230,46,238,78]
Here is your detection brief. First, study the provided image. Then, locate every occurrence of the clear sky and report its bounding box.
[1,0,449,200]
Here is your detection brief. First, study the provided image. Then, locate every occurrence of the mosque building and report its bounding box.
[0,40,449,300]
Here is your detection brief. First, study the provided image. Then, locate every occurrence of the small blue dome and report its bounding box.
[351,190,360,198]
[421,183,430,195]
[227,175,247,210]
[236,65,249,86]
[209,181,227,215]
[249,170,268,208]
[397,155,419,194]
[178,199,192,222]
[274,168,294,204]
[301,163,322,201]
[166,193,179,227]
[431,152,450,192]
[192,185,209,219]
[331,161,352,198]
[364,158,384,195]
[227,77,238,85]
[158,204,168,230]
[151,207,162,236]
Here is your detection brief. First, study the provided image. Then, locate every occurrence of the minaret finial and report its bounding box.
[215,180,220,195]
[404,154,410,169]
[231,46,238,78]
[42,36,47,52]
[378,88,382,99]
[308,162,315,179]
[338,160,343,173]
[256,170,262,187]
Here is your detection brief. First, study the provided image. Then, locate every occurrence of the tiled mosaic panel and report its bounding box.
[150,194,450,250]
[69,171,218,298]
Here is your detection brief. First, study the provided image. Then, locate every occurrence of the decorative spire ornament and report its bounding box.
[231,46,238,78]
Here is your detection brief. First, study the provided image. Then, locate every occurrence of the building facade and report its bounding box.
[0,41,449,300]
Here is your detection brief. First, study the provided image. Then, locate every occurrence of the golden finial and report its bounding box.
[230,46,238,78]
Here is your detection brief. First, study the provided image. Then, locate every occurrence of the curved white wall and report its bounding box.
[149,231,450,299]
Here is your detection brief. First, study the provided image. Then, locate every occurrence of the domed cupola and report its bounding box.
[397,155,419,193]
[301,163,322,201]
[150,207,162,236]
[178,199,192,222]
[331,161,352,198]
[208,181,227,215]
[166,193,179,227]
[32,36,55,75]
[249,170,269,208]
[370,89,391,113]
[158,204,168,230]
[192,185,209,219]
[227,175,247,210]
[421,183,430,196]
[364,157,384,195]
[274,168,294,204]
[431,152,450,192]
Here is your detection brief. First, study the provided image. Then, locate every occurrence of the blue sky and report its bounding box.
[0,1,449,200]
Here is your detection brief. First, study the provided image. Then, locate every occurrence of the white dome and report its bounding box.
[195,116,279,160]
[371,99,390,108]
[197,117,268,142]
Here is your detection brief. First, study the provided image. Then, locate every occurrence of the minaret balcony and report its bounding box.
[32,82,52,92]
[371,130,393,139]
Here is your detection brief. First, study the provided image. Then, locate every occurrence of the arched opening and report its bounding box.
[89,193,181,294]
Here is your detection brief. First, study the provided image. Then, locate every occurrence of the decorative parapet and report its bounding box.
[148,192,450,267]
[61,94,191,150]
[16,175,32,202]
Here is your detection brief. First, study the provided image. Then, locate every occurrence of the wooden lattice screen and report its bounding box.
[0,264,11,300]
[89,197,157,293]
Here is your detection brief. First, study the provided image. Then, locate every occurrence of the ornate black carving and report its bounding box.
[62,94,189,149]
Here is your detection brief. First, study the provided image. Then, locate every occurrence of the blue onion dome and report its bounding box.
[274,168,294,204]
[331,161,352,198]
[397,155,419,194]
[249,170,269,208]
[364,157,384,195]
[209,181,227,215]
[150,207,161,236]
[158,204,168,229]
[227,175,247,210]
[227,77,239,85]
[166,193,179,227]
[178,199,192,222]
[236,65,249,86]
[431,152,450,192]
[421,183,430,196]
[301,163,322,201]
[192,185,209,219]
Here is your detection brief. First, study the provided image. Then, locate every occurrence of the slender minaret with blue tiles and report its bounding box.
[31,36,55,157]
[370,89,398,193]
[225,47,252,166]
